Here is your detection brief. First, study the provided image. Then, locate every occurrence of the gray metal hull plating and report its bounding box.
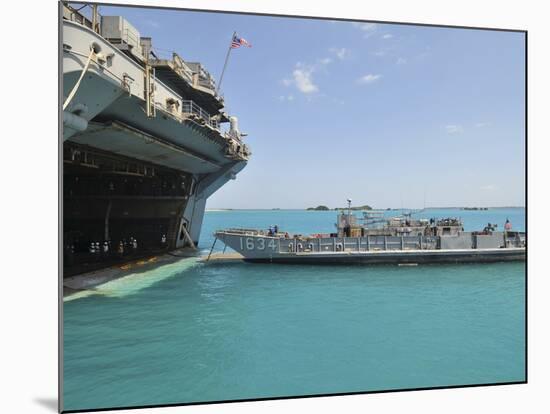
[243,249,526,265]
[62,15,250,276]
[215,231,526,265]
[63,20,248,247]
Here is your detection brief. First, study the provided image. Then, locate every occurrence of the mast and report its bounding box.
[217,31,236,94]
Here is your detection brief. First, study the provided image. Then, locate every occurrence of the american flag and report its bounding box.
[231,34,252,49]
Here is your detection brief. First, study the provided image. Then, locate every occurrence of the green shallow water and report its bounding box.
[63,208,526,411]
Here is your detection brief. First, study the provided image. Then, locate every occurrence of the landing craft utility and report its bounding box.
[213,203,525,265]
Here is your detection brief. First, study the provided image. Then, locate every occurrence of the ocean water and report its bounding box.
[63,208,526,411]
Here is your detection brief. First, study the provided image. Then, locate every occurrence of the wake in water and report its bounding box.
[64,257,200,301]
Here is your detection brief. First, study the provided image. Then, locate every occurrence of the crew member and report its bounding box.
[504,218,512,231]
[484,223,495,233]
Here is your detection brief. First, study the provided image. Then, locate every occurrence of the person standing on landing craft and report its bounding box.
[505,218,512,231]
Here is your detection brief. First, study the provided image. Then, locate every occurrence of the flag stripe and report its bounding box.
[231,35,252,49]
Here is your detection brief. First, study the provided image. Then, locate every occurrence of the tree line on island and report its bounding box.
[306,205,373,211]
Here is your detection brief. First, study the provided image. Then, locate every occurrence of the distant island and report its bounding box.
[206,205,524,211]
[306,205,372,211]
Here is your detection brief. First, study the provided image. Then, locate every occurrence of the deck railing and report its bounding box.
[63,3,102,33]
[181,100,219,130]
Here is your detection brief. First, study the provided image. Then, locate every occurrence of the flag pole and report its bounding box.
[217,31,236,94]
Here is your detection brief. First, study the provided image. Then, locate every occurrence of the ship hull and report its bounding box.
[214,231,526,265]
[62,19,248,276]
[242,248,526,265]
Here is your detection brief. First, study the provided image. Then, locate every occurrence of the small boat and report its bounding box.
[212,203,525,265]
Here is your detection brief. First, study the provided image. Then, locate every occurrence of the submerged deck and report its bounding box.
[201,252,245,263]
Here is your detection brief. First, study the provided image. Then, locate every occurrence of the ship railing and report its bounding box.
[217,228,266,236]
[504,231,526,248]
[63,3,102,34]
[181,100,219,130]
[278,235,441,254]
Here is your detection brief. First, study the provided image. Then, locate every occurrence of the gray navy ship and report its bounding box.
[214,204,526,264]
[62,3,250,275]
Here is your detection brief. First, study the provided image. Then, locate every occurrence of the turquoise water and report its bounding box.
[63,208,526,411]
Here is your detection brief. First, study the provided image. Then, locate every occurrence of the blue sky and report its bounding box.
[97,5,526,209]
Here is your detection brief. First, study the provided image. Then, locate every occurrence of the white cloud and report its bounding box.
[283,56,337,94]
[480,184,496,191]
[290,65,318,94]
[282,52,341,95]
[382,34,393,39]
[445,125,464,134]
[373,50,386,57]
[396,57,407,65]
[329,47,350,60]
[357,74,382,84]
[351,22,378,38]
[352,22,377,32]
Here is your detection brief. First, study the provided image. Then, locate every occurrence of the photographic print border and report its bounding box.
[58,2,528,412]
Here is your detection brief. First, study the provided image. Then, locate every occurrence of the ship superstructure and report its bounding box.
[62,3,250,275]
